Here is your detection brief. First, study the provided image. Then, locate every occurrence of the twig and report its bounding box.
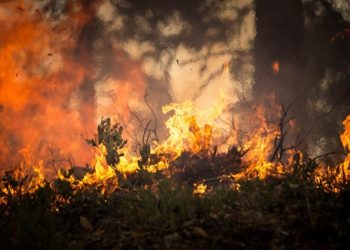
[312,151,347,161]
[142,120,152,146]
[269,97,300,162]
[48,147,58,176]
[144,93,159,142]
[67,154,75,168]
[239,80,255,110]
[116,112,142,148]
[195,174,234,185]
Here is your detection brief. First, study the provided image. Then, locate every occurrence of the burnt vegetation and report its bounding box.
[1,117,350,250]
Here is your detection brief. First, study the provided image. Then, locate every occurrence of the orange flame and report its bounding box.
[1,2,350,196]
[272,61,280,74]
[339,115,350,178]
[0,1,147,172]
[0,1,98,169]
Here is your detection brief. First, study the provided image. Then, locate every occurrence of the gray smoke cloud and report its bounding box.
[91,0,256,146]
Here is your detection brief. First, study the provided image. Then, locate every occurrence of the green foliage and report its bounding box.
[138,143,151,170]
[86,117,127,166]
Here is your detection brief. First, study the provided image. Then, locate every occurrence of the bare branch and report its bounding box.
[144,93,159,141]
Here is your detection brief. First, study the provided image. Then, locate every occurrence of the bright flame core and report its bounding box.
[1,96,350,197]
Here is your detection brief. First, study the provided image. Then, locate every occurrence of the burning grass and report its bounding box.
[1,99,350,249]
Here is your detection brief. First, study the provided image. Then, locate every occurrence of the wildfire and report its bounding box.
[1,94,350,199]
[237,122,281,178]
[154,101,218,158]
[339,115,350,178]
[0,1,98,168]
[1,2,350,200]
[0,1,147,170]
[85,145,117,182]
[313,115,350,192]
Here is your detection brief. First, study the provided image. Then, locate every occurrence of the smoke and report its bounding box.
[327,0,350,22]
[0,0,255,170]
[90,0,256,147]
[0,1,97,169]
[1,0,348,172]
[96,0,348,160]
[0,1,124,168]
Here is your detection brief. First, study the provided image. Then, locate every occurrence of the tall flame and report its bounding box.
[340,115,350,177]
[0,1,147,172]
[0,1,98,169]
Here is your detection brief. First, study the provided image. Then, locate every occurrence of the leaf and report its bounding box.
[80,216,94,232]
[85,139,97,147]
[191,226,207,238]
